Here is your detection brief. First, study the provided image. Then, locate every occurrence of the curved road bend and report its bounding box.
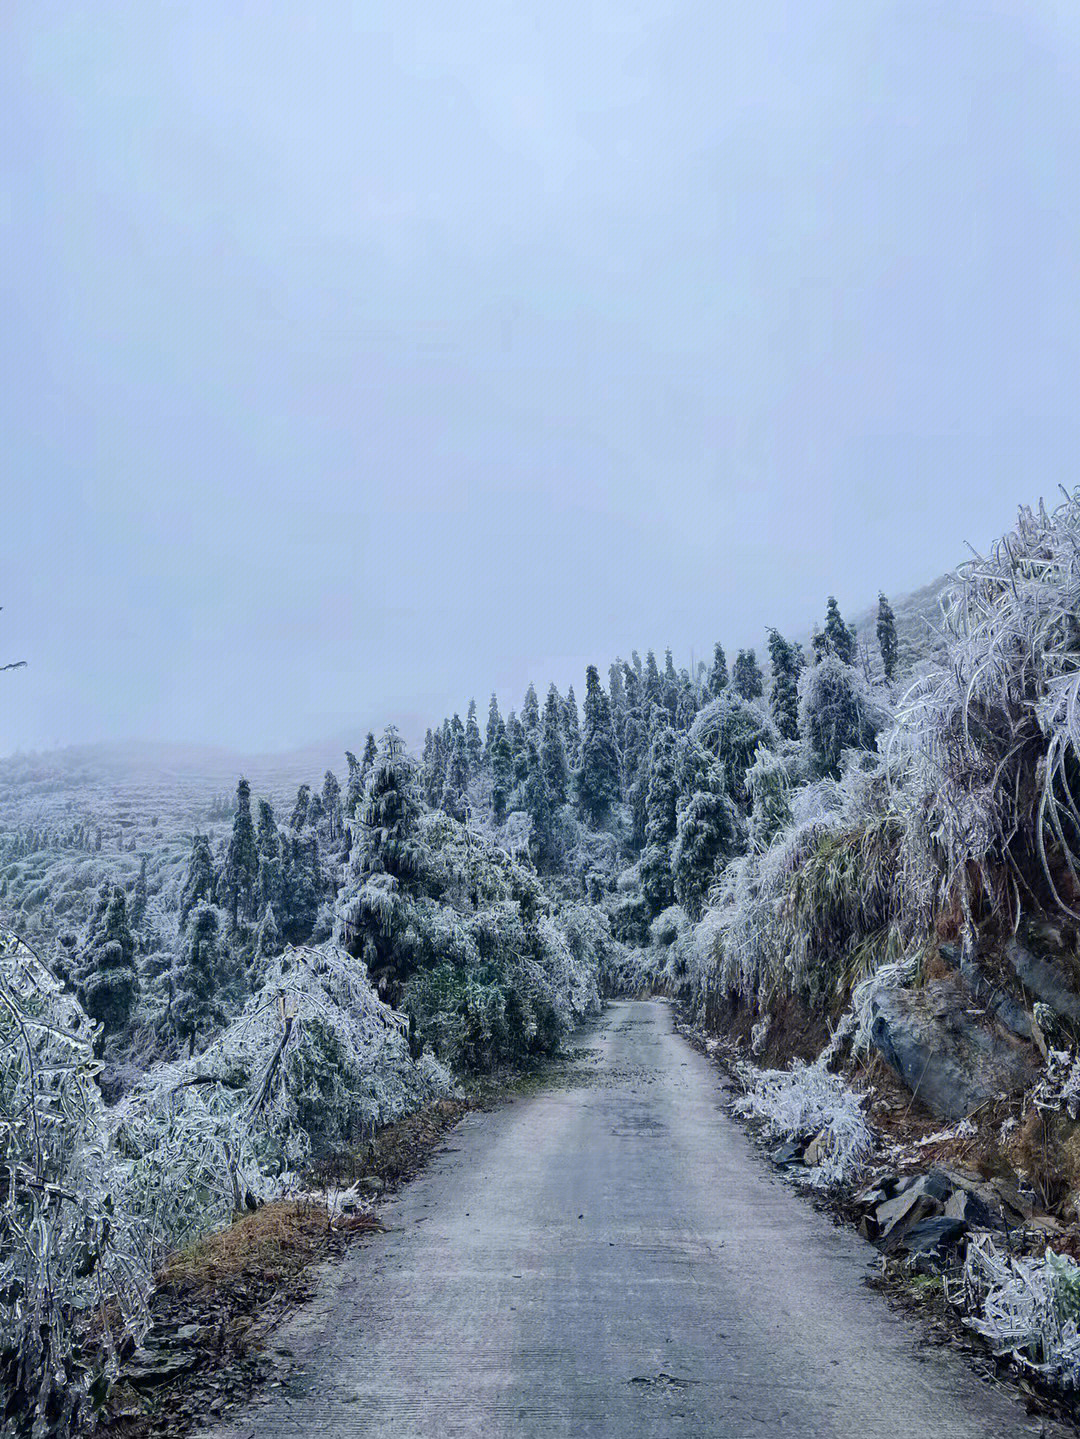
[203,999,1053,1438]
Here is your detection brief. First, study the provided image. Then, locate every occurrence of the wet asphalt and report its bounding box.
[201,999,1052,1438]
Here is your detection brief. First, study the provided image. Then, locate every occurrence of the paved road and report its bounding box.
[204,1000,1050,1438]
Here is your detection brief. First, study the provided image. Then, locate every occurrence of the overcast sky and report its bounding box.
[3,2,1079,756]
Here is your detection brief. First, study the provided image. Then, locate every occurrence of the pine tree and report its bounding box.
[673,760,738,919]
[281,830,322,941]
[465,700,483,773]
[643,650,662,710]
[706,643,728,699]
[361,732,378,777]
[491,722,513,824]
[77,882,138,1034]
[524,736,555,870]
[441,723,470,822]
[541,685,570,805]
[220,777,258,928]
[662,649,679,717]
[180,834,215,929]
[767,629,803,741]
[577,665,620,827]
[254,902,283,963]
[521,683,540,736]
[130,854,149,931]
[732,649,764,700]
[174,902,224,1054]
[321,769,343,841]
[344,751,363,819]
[799,654,879,778]
[289,783,311,830]
[562,686,582,769]
[822,596,856,666]
[338,727,425,1001]
[256,799,284,917]
[639,726,679,913]
[877,592,898,681]
[485,694,503,761]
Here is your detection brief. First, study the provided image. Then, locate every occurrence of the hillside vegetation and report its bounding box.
[10,493,1080,1431]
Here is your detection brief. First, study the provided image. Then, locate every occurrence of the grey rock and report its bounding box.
[866,975,1039,1120]
[770,1139,805,1168]
[1006,937,1080,1025]
[900,1215,968,1255]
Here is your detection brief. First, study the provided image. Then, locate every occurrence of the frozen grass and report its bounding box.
[733,1058,874,1186]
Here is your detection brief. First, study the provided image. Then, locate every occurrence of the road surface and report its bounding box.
[204,999,1051,1438]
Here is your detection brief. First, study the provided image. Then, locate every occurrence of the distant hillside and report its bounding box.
[848,573,953,677]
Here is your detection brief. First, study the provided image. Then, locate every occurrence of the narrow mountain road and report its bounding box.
[204,1000,1051,1438]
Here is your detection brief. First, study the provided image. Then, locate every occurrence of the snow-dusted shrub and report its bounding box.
[962,1233,1080,1384]
[0,930,150,1437]
[112,943,454,1267]
[733,1059,874,1185]
[900,490,1080,931]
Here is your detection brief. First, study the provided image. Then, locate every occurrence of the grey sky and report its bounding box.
[3,2,1079,756]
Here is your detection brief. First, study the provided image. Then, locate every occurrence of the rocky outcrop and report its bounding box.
[866,975,1039,1120]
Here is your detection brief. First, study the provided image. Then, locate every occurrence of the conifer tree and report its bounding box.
[321,769,342,841]
[130,854,149,932]
[767,629,803,741]
[799,654,879,778]
[673,761,738,919]
[505,710,526,782]
[541,685,570,805]
[344,751,363,819]
[180,834,215,929]
[706,643,728,699]
[289,783,311,830]
[77,882,138,1033]
[485,694,503,761]
[662,649,679,717]
[577,665,620,826]
[220,777,258,928]
[562,686,582,768]
[643,650,662,710]
[823,596,856,666]
[174,901,224,1055]
[256,800,284,917]
[441,723,470,823]
[338,727,425,1001]
[361,732,378,778]
[491,722,513,824]
[254,903,283,965]
[281,830,322,941]
[524,736,555,870]
[877,592,898,681]
[732,649,764,700]
[521,683,540,736]
[639,726,679,913]
[465,700,483,773]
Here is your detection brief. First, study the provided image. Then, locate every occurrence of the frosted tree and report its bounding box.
[361,731,378,778]
[174,901,225,1054]
[521,682,540,736]
[281,830,322,941]
[220,777,258,928]
[542,684,570,805]
[524,736,555,870]
[689,690,778,808]
[643,650,662,710]
[337,727,425,1002]
[256,799,283,916]
[490,722,513,824]
[485,693,503,760]
[577,665,620,827]
[747,744,794,849]
[254,902,283,965]
[344,750,363,818]
[441,721,470,822]
[289,783,311,831]
[465,699,483,772]
[767,629,802,740]
[822,596,856,665]
[639,725,679,913]
[798,653,880,778]
[321,768,343,841]
[130,852,149,932]
[732,649,764,700]
[76,882,138,1034]
[877,592,898,681]
[180,834,215,928]
[662,649,679,717]
[673,757,739,918]
[562,685,582,768]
